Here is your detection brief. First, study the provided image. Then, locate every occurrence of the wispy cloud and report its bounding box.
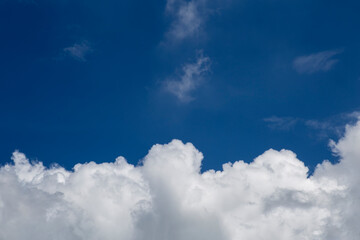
[165,0,203,42]
[63,41,92,61]
[164,52,211,102]
[264,111,360,139]
[305,111,360,137]
[263,116,299,130]
[293,49,343,74]
[164,0,231,43]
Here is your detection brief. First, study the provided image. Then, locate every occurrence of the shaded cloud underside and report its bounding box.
[2,120,360,239]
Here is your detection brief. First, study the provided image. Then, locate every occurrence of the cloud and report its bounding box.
[3,120,360,239]
[164,0,232,43]
[163,52,211,102]
[166,0,202,42]
[264,111,360,139]
[293,49,342,74]
[165,0,205,42]
[305,112,360,139]
[264,116,299,130]
[63,41,92,61]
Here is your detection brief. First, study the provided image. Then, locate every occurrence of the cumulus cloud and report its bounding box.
[2,120,360,239]
[164,53,211,102]
[293,49,342,74]
[63,41,92,61]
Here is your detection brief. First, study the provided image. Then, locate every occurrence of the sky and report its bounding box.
[1,0,360,239]
[1,0,360,171]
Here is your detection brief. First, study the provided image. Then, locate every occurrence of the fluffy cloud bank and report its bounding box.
[2,121,360,239]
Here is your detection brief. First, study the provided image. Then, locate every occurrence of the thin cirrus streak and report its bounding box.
[2,120,360,239]
[293,49,343,74]
[264,112,360,139]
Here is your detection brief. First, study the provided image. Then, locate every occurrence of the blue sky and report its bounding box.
[1,0,360,171]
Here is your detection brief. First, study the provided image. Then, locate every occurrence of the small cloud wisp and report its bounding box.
[63,41,92,62]
[163,53,211,102]
[293,49,342,74]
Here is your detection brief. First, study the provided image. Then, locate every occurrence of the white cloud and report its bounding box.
[164,53,210,102]
[164,0,230,43]
[265,111,360,139]
[165,0,204,42]
[2,121,360,239]
[64,41,92,61]
[293,49,342,74]
[264,116,299,130]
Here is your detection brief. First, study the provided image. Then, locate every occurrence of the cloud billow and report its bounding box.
[2,121,360,239]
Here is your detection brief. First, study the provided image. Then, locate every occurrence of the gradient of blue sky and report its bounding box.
[1,0,360,171]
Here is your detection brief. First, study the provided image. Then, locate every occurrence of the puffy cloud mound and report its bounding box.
[2,121,360,239]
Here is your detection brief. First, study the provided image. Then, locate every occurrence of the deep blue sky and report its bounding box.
[1,0,359,171]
